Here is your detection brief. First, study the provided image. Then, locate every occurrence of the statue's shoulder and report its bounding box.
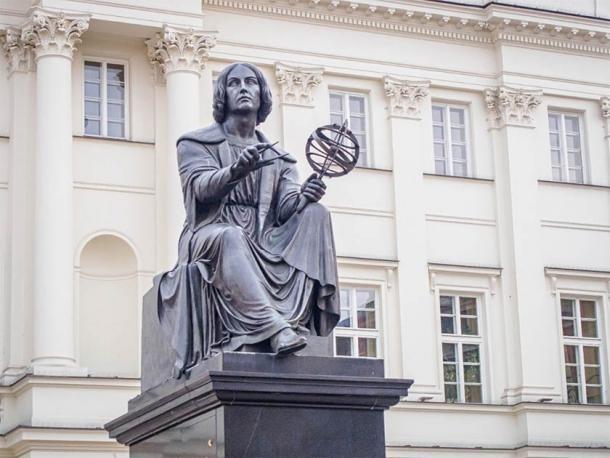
[177,123,225,146]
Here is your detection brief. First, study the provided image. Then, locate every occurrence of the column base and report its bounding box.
[501,385,562,404]
[31,357,88,377]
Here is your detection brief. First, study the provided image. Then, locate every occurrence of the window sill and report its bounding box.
[538,180,610,190]
[423,173,494,183]
[355,164,392,172]
[75,134,155,146]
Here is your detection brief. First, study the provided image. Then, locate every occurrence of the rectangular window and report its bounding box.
[548,112,584,183]
[432,104,469,177]
[439,294,483,403]
[561,298,603,404]
[84,59,127,139]
[333,287,380,358]
[329,91,369,166]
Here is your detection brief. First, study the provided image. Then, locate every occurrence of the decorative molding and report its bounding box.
[425,213,496,227]
[21,8,89,60]
[0,27,34,74]
[601,96,610,137]
[485,86,542,128]
[275,62,323,106]
[383,76,429,119]
[202,0,610,57]
[146,25,216,80]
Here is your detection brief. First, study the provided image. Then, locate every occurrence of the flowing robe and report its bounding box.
[154,123,339,375]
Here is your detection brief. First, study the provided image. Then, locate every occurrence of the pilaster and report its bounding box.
[601,96,610,138]
[146,26,216,269]
[383,77,438,399]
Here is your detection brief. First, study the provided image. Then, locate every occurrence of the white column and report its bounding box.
[21,9,89,369]
[147,27,216,269]
[1,28,35,381]
[275,63,323,176]
[384,77,439,399]
[486,87,560,403]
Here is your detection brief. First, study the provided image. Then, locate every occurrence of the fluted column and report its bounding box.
[1,28,35,380]
[147,26,215,269]
[383,77,438,398]
[21,8,89,369]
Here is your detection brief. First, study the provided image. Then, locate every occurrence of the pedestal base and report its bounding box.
[106,352,412,457]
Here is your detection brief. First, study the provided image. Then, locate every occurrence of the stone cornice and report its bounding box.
[146,25,216,79]
[485,86,543,129]
[202,0,610,56]
[0,27,34,74]
[383,76,429,119]
[21,8,89,60]
[275,62,323,106]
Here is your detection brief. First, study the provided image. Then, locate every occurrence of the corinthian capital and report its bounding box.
[1,27,34,74]
[147,26,216,78]
[21,8,89,60]
[485,86,542,128]
[383,76,430,119]
[275,63,323,107]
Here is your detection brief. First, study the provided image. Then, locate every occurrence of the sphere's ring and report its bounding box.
[305,123,360,178]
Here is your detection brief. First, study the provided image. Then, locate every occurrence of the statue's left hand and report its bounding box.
[301,173,326,203]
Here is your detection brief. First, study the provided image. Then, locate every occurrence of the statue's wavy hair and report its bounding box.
[212,62,273,125]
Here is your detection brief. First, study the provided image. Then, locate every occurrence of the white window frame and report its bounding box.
[328,90,371,167]
[438,292,485,403]
[333,285,381,359]
[431,103,471,177]
[83,57,130,139]
[559,295,605,404]
[547,111,586,184]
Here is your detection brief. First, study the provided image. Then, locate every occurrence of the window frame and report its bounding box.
[328,90,372,167]
[559,295,605,404]
[83,56,130,140]
[333,285,382,359]
[431,102,472,177]
[547,111,586,184]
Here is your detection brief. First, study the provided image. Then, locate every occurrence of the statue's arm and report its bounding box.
[276,163,303,223]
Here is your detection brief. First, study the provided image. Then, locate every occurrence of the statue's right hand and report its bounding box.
[230,143,269,179]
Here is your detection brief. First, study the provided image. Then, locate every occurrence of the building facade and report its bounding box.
[0,0,609,456]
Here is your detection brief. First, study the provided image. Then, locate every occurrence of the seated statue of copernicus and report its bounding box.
[154,62,340,376]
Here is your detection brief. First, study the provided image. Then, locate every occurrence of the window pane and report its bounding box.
[451,127,465,143]
[84,118,100,135]
[566,134,580,151]
[452,144,466,160]
[337,308,351,328]
[355,133,366,150]
[585,366,600,385]
[445,383,458,402]
[567,385,580,403]
[107,84,125,101]
[548,114,560,131]
[85,100,100,117]
[85,82,100,98]
[453,162,467,177]
[340,288,350,306]
[357,337,377,357]
[565,365,579,384]
[84,61,101,80]
[583,346,599,365]
[440,296,454,314]
[580,301,596,318]
[432,106,444,123]
[108,121,124,138]
[356,310,376,329]
[567,149,582,166]
[568,168,583,183]
[434,142,445,159]
[107,63,125,83]
[464,385,482,403]
[335,336,352,356]
[356,289,374,309]
[586,386,602,404]
[442,343,456,362]
[441,316,455,334]
[551,149,562,166]
[107,102,124,120]
[549,133,560,149]
[552,166,562,181]
[581,320,597,338]
[329,93,343,112]
[461,317,478,336]
[330,114,343,125]
[464,365,480,383]
[435,160,446,175]
[562,319,575,337]
[561,299,575,317]
[462,344,480,363]
[443,363,457,382]
[433,125,444,141]
[349,96,365,114]
[564,116,579,133]
[349,115,365,132]
[450,108,464,125]
[460,297,477,316]
[564,345,578,364]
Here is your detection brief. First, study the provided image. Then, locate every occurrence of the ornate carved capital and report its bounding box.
[601,97,610,137]
[275,63,323,107]
[146,26,216,79]
[1,27,34,74]
[485,86,542,128]
[383,77,429,119]
[21,8,89,60]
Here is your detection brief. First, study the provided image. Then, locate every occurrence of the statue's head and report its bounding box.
[213,62,273,125]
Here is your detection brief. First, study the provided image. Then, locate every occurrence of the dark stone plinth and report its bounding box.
[106,352,412,457]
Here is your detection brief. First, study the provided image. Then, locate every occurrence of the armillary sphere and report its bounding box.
[297,120,360,212]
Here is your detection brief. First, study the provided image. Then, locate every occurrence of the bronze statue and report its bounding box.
[155,62,340,376]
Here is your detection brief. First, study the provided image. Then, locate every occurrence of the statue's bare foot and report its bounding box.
[270,328,307,355]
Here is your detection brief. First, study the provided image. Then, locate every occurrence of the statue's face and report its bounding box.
[226,65,261,116]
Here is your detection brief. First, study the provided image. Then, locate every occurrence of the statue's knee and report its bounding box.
[220,226,245,247]
[302,202,330,220]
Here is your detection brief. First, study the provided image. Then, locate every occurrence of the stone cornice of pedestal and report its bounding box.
[275,62,323,107]
[383,76,429,120]
[0,27,34,74]
[600,96,610,138]
[484,86,543,129]
[146,25,216,81]
[20,8,90,61]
